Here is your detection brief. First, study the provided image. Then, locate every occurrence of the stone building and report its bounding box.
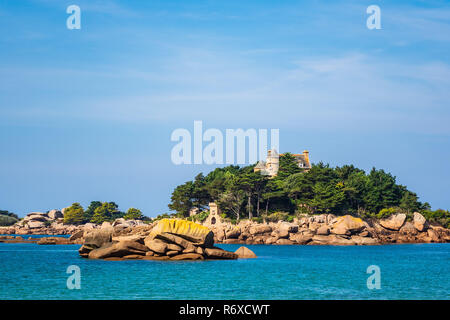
[254,149,279,177]
[203,202,223,226]
[254,150,311,177]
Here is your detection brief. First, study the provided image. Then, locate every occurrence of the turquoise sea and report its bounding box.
[0,239,449,300]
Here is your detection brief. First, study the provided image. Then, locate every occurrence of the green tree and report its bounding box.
[277,153,302,179]
[83,201,102,223]
[0,210,19,226]
[218,171,245,221]
[238,167,263,219]
[399,189,421,213]
[191,173,210,209]
[309,182,346,214]
[341,171,368,214]
[123,208,144,220]
[168,181,194,217]
[364,168,402,213]
[63,203,85,225]
[90,204,109,224]
[262,178,286,214]
[0,210,19,220]
[90,202,121,224]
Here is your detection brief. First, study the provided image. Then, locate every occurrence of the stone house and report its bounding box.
[254,150,311,177]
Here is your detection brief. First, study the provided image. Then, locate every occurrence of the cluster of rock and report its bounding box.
[0,209,150,237]
[1,208,449,247]
[0,235,72,244]
[209,212,450,245]
[0,209,81,235]
[77,219,256,261]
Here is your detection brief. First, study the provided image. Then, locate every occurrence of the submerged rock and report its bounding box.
[37,237,72,245]
[204,247,238,259]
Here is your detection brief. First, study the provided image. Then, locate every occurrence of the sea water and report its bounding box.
[0,241,448,299]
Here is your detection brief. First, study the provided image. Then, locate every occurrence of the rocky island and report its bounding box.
[1,153,450,249]
[78,219,255,260]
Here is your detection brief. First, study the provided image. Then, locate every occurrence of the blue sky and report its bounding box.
[0,0,449,217]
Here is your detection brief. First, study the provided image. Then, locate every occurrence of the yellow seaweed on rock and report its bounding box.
[336,215,363,224]
[149,219,213,245]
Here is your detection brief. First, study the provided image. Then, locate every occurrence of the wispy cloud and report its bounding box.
[2,50,449,135]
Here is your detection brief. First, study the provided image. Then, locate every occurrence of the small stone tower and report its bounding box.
[254,149,279,177]
[266,149,279,177]
[204,202,222,226]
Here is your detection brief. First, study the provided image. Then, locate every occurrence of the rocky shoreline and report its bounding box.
[1,210,450,247]
[75,219,257,261]
[209,212,450,245]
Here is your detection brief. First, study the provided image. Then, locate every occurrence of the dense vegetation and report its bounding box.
[0,210,19,226]
[63,201,148,225]
[168,153,448,225]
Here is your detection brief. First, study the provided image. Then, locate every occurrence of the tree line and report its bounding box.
[168,153,446,223]
[63,201,147,225]
[0,210,19,226]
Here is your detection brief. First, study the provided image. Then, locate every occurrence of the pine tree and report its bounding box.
[63,203,85,225]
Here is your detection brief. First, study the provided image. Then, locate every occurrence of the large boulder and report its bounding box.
[234,246,257,258]
[316,225,330,235]
[144,238,168,254]
[79,228,114,256]
[278,222,298,234]
[249,224,272,235]
[150,232,196,250]
[380,213,406,231]
[289,233,313,245]
[331,215,365,235]
[83,228,113,247]
[101,221,113,230]
[47,209,63,220]
[148,219,214,247]
[24,214,49,222]
[112,218,126,227]
[112,234,145,243]
[27,221,46,229]
[400,222,418,235]
[69,230,84,242]
[413,212,428,232]
[112,218,145,228]
[88,240,148,259]
[427,229,440,242]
